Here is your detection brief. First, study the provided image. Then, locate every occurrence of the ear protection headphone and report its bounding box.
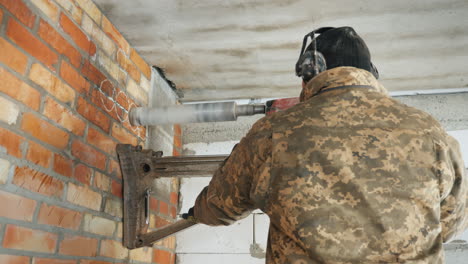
[295,27,335,82]
[295,27,380,81]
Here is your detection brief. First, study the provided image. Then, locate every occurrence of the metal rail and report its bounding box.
[136,220,197,247]
[116,144,227,249]
[152,155,228,178]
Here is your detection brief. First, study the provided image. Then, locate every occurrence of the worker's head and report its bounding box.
[296,26,379,85]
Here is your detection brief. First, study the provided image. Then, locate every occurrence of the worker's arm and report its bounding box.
[439,135,468,242]
[191,118,272,226]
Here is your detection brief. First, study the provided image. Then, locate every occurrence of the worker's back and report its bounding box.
[192,67,466,264]
[264,75,465,263]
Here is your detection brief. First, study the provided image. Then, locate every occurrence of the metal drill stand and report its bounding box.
[116,144,228,249]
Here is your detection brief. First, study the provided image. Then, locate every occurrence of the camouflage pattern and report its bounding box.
[193,66,467,263]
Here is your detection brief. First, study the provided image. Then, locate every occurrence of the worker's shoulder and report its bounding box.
[258,103,302,128]
[245,114,274,138]
[243,102,308,137]
[386,95,444,130]
[381,95,459,149]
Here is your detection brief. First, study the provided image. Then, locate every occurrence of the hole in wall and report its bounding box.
[141,163,151,173]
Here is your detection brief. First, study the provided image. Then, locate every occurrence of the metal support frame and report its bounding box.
[116,144,228,249]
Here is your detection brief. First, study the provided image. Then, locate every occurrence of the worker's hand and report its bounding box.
[181,207,196,222]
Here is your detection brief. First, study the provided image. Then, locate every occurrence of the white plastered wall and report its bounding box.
[177,141,268,264]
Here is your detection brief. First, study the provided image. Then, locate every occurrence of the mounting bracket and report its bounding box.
[116,144,228,249]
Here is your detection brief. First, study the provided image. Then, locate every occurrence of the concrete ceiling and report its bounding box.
[94,0,468,102]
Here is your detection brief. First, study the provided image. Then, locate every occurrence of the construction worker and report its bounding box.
[183,27,467,263]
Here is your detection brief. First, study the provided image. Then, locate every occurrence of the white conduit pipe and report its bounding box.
[129,102,266,126]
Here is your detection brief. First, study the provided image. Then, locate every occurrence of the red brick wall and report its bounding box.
[0,0,178,263]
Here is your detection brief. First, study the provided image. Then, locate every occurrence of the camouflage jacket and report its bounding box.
[193,67,467,263]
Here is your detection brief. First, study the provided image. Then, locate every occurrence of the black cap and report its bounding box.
[307,27,378,78]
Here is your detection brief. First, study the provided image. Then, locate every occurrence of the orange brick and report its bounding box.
[174,134,182,149]
[60,13,96,55]
[116,50,140,83]
[172,148,180,156]
[130,48,151,79]
[0,190,36,221]
[129,247,152,263]
[88,87,120,122]
[29,63,75,104]
[31,0,59,21]
[108,159,121,179]
[104,198,122,218]
[81,15,115,57]
[26,141,52,168]
[13,167,64,198]
[34,258,77,264]
[71,140,106,170]
[0,0,35,28]
[99,71,118,97]
[76,97,111,133]
[115,92,136,111]
[37,204,82,230]
[0,67,41,110]
[111,180,122,198]
[153,249,173,264]
[149,216,159,232]
[100,239,128,259]
[74,0,101,24]
[150,197,158,212]
[155,216,170,228]
[87,127,117,155]
[38,19,81,68]
[83,214,115,236]
[0,254,29,264]
[112,123,137,145]
[174,124,182,137]
[81,60,107,86]
[102,16,130,54]
[91,79,114,100]
[170,206,177,219]
[170,192,178,205]
[60,61,89,94]
[67,183,102,210]
[3,225,57,253]
[59,234,98,257]
[21,112,70,149]
[0,127,24,158]
[126,78,148,105]
[54,0,83,23]
[0,37,28,74]
[120,116,135,136]
[73,163,92,185]
[94,172,110,191]
[91,93,128,126]
[6,19,58,70]
[80,261,112,264]
[53,153,73,178]
[155,236,176,250]
[159,201,169,216]
[43,97,85,136]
